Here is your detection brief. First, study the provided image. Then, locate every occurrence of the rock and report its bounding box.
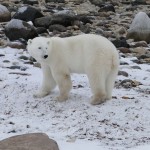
[75,1,98,15]
[131,47,147,55]
[0,39,6,47]
[121,0,131,4]
[0,133,59,150]
[50,14,77,27]
[99,4,115,12]
[120,61,129,65]
[0,54,5,57]
[131,0,147,5]
[130,41,148,48]
[118,47,131,53]
[138,54,150,59]
[45,0,65,2]
[131,66,141,69]
[34,16,52,28]
[35,14,77,28]
[36,27,48,34]
[115,27,127,36]
[120,79,141,88]
[23,0,39,5]
[126,5,137,11]
[80,24,91,33]
[13,6,44,22]
[49,24,67,32]
[95,28,104,35]
[19,56,29,60]
[111,37,130,48]
[0,4,11,22]
[77,15,93,25]
[126,12,150,42]
[3,60,10,63]
[34,62,41,68]
[89,0,103,6]
[118,71,129,77]
[5,19,38,41]
[6,41,26,49]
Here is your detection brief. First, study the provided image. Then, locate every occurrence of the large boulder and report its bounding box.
[126,12,150,42]
[34,14,77,28]
[5,19,38,41]
[0,133,59,150]
[0,4,11,22]
[13,6,43,22]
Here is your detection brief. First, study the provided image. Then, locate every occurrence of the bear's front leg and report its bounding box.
[34,64,56,98]
[53,71,72,102]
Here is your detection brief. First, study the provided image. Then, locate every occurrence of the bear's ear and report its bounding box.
[27,39,32,45]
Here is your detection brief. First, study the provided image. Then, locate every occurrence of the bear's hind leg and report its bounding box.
[54,73,72,102]
[34,64,56,98]
[105,69,118,100]
[88,71,107,105]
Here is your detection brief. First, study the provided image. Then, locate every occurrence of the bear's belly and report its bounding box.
[68,61,85,74]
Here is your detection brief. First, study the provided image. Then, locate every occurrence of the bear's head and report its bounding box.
[27,37,50,63]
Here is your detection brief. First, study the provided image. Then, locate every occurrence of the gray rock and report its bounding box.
[6,41,26,49]
[0,4,11,22]
[34,16,52,28]
[19,56,29,60]
[5,19,38,41]
[111,37,130,48]
[131,0,147,5]
[89,0,104,6]
[34,13,77,28]
[36,27,48,34]
[118,71,129,77]
[0,133,59,150]
[13,6,43,22]
[120,79,141,88]
[131,66,141,69]
[50,14,77,27]
[49,24,67,32]
[45,0,65,2]
[121,0,131,4]
[23,0,39,5]
[130,41,148,48]
[127,12,150,42]
[99,4,115,12]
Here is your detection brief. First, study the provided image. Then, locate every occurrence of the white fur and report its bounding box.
[27,34,119,105]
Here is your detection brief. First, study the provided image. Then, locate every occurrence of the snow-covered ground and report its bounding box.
[0,47,150,150]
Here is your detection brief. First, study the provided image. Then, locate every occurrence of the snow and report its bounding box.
[0,47,150,150]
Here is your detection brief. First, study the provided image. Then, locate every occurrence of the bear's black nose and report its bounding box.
[44,55,48,59]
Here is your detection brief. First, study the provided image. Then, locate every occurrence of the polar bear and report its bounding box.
[27,34,119,105]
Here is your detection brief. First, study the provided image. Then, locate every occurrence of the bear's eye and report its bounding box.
[38,47,41,49]
[46,47,48,50]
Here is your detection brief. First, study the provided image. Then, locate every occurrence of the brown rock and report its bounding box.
[130,41,148,48]
[131,47,147,55]
[118,47,131,53]
[6,42,26,49]
[0,4,11,22]
[0,133,59,150]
